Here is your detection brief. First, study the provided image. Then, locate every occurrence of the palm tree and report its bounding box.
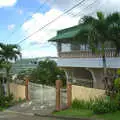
[0,43,21,96]
[76,12,120,89]
[77,12,109,76]
[106,12,120,56]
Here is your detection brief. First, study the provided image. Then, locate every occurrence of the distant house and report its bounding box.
[49,25,120,89]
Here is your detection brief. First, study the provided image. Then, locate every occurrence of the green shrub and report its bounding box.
[117,69,120,76]
[92,98,118,114]
[72,99,93,110]
[72,98,118,114]
[0,94,14,108]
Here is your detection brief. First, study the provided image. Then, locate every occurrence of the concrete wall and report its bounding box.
[90,68,104,89]
[72,85,105,101]
[10,83,26,100]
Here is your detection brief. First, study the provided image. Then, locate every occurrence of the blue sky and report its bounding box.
[0,0,79,58]
[0,0,120,58]
[0,0,50,43]
[0,0,57,58]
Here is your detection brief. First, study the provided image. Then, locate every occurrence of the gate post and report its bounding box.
[25,79,29,101]
[56,80,62,111]
[67,82,72,108]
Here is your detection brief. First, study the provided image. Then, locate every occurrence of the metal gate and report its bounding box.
[28,82,56,110]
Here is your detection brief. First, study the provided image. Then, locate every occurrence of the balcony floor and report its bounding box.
[57,57,120,68]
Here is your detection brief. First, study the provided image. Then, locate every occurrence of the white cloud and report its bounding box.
[41,0,120,15]
[22,8,79,44]
[100,0,120,13]
[0,0,17,8]
[21,8,79,58]
[21,0,120,58]
[22,48,57,58]
[8,24,15,30]
[22,0,120,45]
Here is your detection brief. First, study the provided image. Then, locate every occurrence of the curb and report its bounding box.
[34,113,93,120]
[4,110,34,116]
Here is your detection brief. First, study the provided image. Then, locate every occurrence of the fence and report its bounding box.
[72,85,105,101]
[10,83,26,100]
[9,81,72,111]
[28,82,56,106]
[60,88,67,109]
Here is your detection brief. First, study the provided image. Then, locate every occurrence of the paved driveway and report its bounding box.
[0,111,62,120]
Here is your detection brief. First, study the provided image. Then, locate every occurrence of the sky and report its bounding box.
[0,0,120,58]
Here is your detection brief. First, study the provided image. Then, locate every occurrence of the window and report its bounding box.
[61,43,71,52]
[57,43,61,52]
[80,44,86,51]
[71,43,80,50]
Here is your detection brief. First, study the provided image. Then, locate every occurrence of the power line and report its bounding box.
[66,0,89,17]
[17,0,87,44]
[5,0,50,43]
[73,0,99,17]
[20,0,101,51]
[17,0,89,41]
[16,0,89,42]
[20,0,100,49]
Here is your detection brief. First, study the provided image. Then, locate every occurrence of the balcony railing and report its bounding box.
[59,49,120,58]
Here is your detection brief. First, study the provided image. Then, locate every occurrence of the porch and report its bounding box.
[59,49,120,58]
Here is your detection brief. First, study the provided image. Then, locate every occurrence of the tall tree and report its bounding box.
[76,12,120,89]
[0,43,21,96]
[77,12,109,77]
[106,12,120,56]
[29,59,66,86]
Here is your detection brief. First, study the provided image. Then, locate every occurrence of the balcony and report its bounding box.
[59,49,120,58]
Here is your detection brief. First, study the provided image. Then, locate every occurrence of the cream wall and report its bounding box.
[10,83,26,100]
[72,85,105,101]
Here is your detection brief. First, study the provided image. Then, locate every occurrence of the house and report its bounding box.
[49,25,120,89]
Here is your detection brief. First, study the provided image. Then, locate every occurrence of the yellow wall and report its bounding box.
[72,85,105,101]
[10,83,26,100]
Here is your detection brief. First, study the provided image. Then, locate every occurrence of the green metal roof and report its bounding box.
[49,25,82,42]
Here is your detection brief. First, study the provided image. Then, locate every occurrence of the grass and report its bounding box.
[0,107,5,111]
[96,111,120,120]
[54,109,93,118]
[54,109,120,120]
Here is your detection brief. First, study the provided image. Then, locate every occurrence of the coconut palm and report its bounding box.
[76,12,120,89]
[0,43,21,96]
[106,12,120,56]
[77,12,109,76]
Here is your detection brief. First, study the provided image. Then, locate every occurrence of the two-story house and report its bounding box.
[49,25,120,89]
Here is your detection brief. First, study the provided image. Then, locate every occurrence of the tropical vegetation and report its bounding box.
[17,59,66,86]
[55,11,120,119]
[0,43,21,96]
[76,11,120,90]
[54,109,120,120]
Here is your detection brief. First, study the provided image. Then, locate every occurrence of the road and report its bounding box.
[0,111,62,120]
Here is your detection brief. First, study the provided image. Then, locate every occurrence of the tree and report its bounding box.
[0,43,21,96]
[106,12,120,56]
[76,12,120,89]
[29,59,66,86]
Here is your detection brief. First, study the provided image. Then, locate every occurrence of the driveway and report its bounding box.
[0,101,63,120]
[0,111,61,120]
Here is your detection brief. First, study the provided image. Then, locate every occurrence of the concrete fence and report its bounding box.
[10,83,26,100]
[72,85,105,101]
